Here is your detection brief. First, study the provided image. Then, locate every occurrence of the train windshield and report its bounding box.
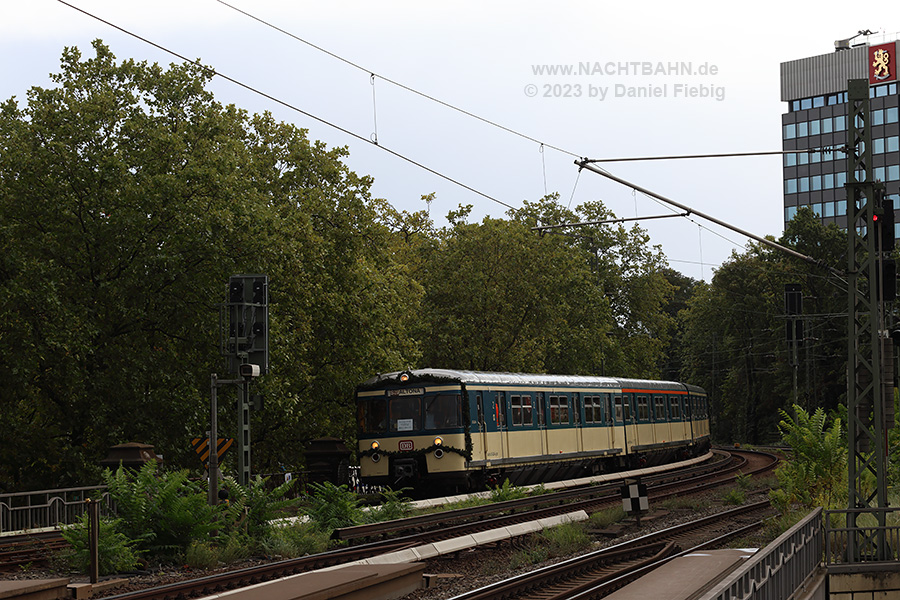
[425,394,461,429]
[390,395,422,431]
[357,398,388,433]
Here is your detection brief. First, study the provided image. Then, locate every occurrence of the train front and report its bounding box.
[356,370,471,491]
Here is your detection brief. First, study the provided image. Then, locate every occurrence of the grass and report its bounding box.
[508,522,592,569]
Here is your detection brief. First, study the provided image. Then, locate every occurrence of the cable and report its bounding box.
[214,0,582,160]
[55,0,518,212]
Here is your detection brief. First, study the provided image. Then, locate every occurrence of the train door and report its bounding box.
[623,394,639,454]
[606,394,617,452]
[537,392,548,455]
[475,394,488,462]
[573,393,584,453]
[496,392,509,460]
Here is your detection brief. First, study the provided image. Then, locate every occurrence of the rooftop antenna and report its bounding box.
[835,29,875,51]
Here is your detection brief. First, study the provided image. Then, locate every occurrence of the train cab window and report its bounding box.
[637,396,649,421]
[614,396,623,422]
[549,396,569,425]
[669,397,681,420]
[390,395,421,431]
[654,396,665,421]
[357,398,388,432]
[425,394,461,429]
[511,395,533,426]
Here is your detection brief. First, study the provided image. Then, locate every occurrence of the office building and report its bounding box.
[781,39,900,236]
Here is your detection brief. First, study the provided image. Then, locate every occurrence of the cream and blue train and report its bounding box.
[356,369,710,491]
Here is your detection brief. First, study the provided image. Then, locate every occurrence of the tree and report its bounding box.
[0,41,420,490]
[680,208,847,443]
[409,194,673,377]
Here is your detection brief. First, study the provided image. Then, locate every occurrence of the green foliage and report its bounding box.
[302,482,364,532]
[59,514,142,575]
[219,475,300,540]
[0,40,421,490]
[588,506,625,528]
[680,208,847,444]
[489,479,528,502]
[509,522,591,569]
[184,541,219,570]
[260,522,330,558]
[102,463,216,558]
[769,404,847,510]
[722,488,746,505]
[735,472,753,490]
[365,488,412,523]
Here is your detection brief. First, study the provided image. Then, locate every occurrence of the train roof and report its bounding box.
[358,369,705,394]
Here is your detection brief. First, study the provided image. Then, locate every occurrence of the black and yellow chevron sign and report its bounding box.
[190,437,234,467]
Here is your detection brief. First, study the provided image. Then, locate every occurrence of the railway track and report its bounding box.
[0,532,69,571]
[447,499,775,600]
[90,450,776,600]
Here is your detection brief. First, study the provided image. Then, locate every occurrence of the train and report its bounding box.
[355,369,710,492]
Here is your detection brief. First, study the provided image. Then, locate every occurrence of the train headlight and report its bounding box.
[370,441,380,451]
[433,437,443,447]
[400,372,410,382]
[434,448,444,459]
[371,453,381,463]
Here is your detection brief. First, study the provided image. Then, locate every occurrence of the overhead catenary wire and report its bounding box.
[55,0,519,212]
[214,0,582,161]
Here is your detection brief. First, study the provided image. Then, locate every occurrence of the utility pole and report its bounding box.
[845,79,891,561]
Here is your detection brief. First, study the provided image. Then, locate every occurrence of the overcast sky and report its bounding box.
[3,1,899,282]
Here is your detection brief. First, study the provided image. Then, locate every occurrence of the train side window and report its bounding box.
[550,395,569,424]
[573,394,581,425]
[614,396,623,423]
[637,396,649,421]
[511,395,533,426]
[622,396,632,421]
[654,396,665,421]
[476,395,485,431]
[585,396,601,424]
[669,397,681,420]
[537,393,546,426]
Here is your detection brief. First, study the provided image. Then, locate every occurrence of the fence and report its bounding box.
[0,486,111,535]
[700,507,823,600]
[824,506,900,568]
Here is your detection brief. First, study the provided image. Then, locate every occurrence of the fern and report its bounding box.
[102,462,216,558]
[770,404,847,510]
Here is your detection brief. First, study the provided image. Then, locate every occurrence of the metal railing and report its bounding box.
[824,506,900,568]
[0,486,111,535]
[700,507,823,600]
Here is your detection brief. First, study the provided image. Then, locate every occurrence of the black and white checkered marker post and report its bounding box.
[621,479,648,525]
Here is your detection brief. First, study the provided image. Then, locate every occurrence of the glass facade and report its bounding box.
[782,78,900,233]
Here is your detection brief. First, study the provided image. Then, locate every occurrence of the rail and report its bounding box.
[699,507,822,600]
[824,506,900,569]
[0,486,111,535]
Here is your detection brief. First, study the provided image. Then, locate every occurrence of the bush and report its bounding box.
[365,488,412,523]
[59,513,142,575]
[219,475,300,540]
[490,479,528,502]
[260,523,330,558]
[303,482,364,532]
[102,462,216,558]
[769,405,847,510]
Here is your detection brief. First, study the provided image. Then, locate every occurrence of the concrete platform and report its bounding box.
[605,548,757,600]
[204,562,426,600]
[0,578,69,600]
